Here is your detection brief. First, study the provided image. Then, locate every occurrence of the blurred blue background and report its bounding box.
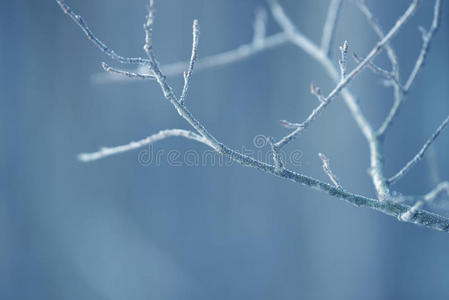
[1,0,449,299]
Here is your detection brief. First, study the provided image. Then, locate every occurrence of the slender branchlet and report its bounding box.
[57,0,449,234]
[321,0,344,57]
[279,120,303,129]
[388,114,449,185]
[318,153,342,189]
[143,0,155,57]
[101,62,156,80]
[338,40,349,81]
[140,4,222,153]
[268,137,284,172]
[425,182,449,202]
[352,52,403,90]
[377,0,442,137]
[354,0,399,74]
[78,129,211,162]
[400,181,449,222]
[271,0,418,154]
[179,20,200,105]
[310,83,326,103]
[55,0,150,65]
[404,0,442,91]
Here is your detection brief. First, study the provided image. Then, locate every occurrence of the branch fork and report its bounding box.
[57,0,449,234]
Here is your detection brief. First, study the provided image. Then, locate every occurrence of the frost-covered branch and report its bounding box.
[179,20,199,105]
[93,10,289,84]
[57,0,449,234]
[267,0,418,201]
[388,114,449,185]
[400,181,449,222]
[102,62,155,80]
[78,129,212,162]
[56,0,150,65]
[355,0,405,138]
[404,0,442,91]
[374,0,443,136]
[318,153,342,189]
[338,40,349,81]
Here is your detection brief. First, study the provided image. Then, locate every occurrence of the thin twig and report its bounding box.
[354,0,399,74]
[272,0,417,150]
[179,20,200,105]
[101,62,155,80]
[338,40,349,81]
[279,120,303,129]
[404,0,442,91]
[268,0,418,201]
[268,137,284,171]
[352,52,403,90]
[310,83,326,103]
[78,129,211,162]
[354,0,404,139]
[318,153,342,189]
[400,181,449,221]
[321,0,344,56]
[389,114,449,185]
[56,0,150,65]
[377,0,442,137]
[93,33,290,83]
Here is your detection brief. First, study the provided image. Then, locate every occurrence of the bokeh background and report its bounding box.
[1,0,449,299]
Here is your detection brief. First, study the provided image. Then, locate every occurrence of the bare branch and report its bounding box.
[352,52,403,90]
[400,181,449,222]
[78,129,211,162]
[140,6,222,152]
[179,20,200,105]
[93,33,290,84]
[58,0,449,234]
[389,114,449,185]
[354,0,405,140]
[321,0,344,56]
[377,0,442,137]
[268,137,284,171]
[338,40,349,81]
[354,0,399,74]
[404,0,442,91]
[310,83,326,103]
[425,182,449,202]
[101,62,156,80]
[270,0,419,151]
[318,153,342,189]
[56,0,150,65]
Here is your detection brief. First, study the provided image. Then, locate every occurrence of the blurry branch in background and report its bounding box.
[321,0,343,57]
[355,0,443,138]
[57,0,449,234]
[404,0,442,91]
[253,7,268,45]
